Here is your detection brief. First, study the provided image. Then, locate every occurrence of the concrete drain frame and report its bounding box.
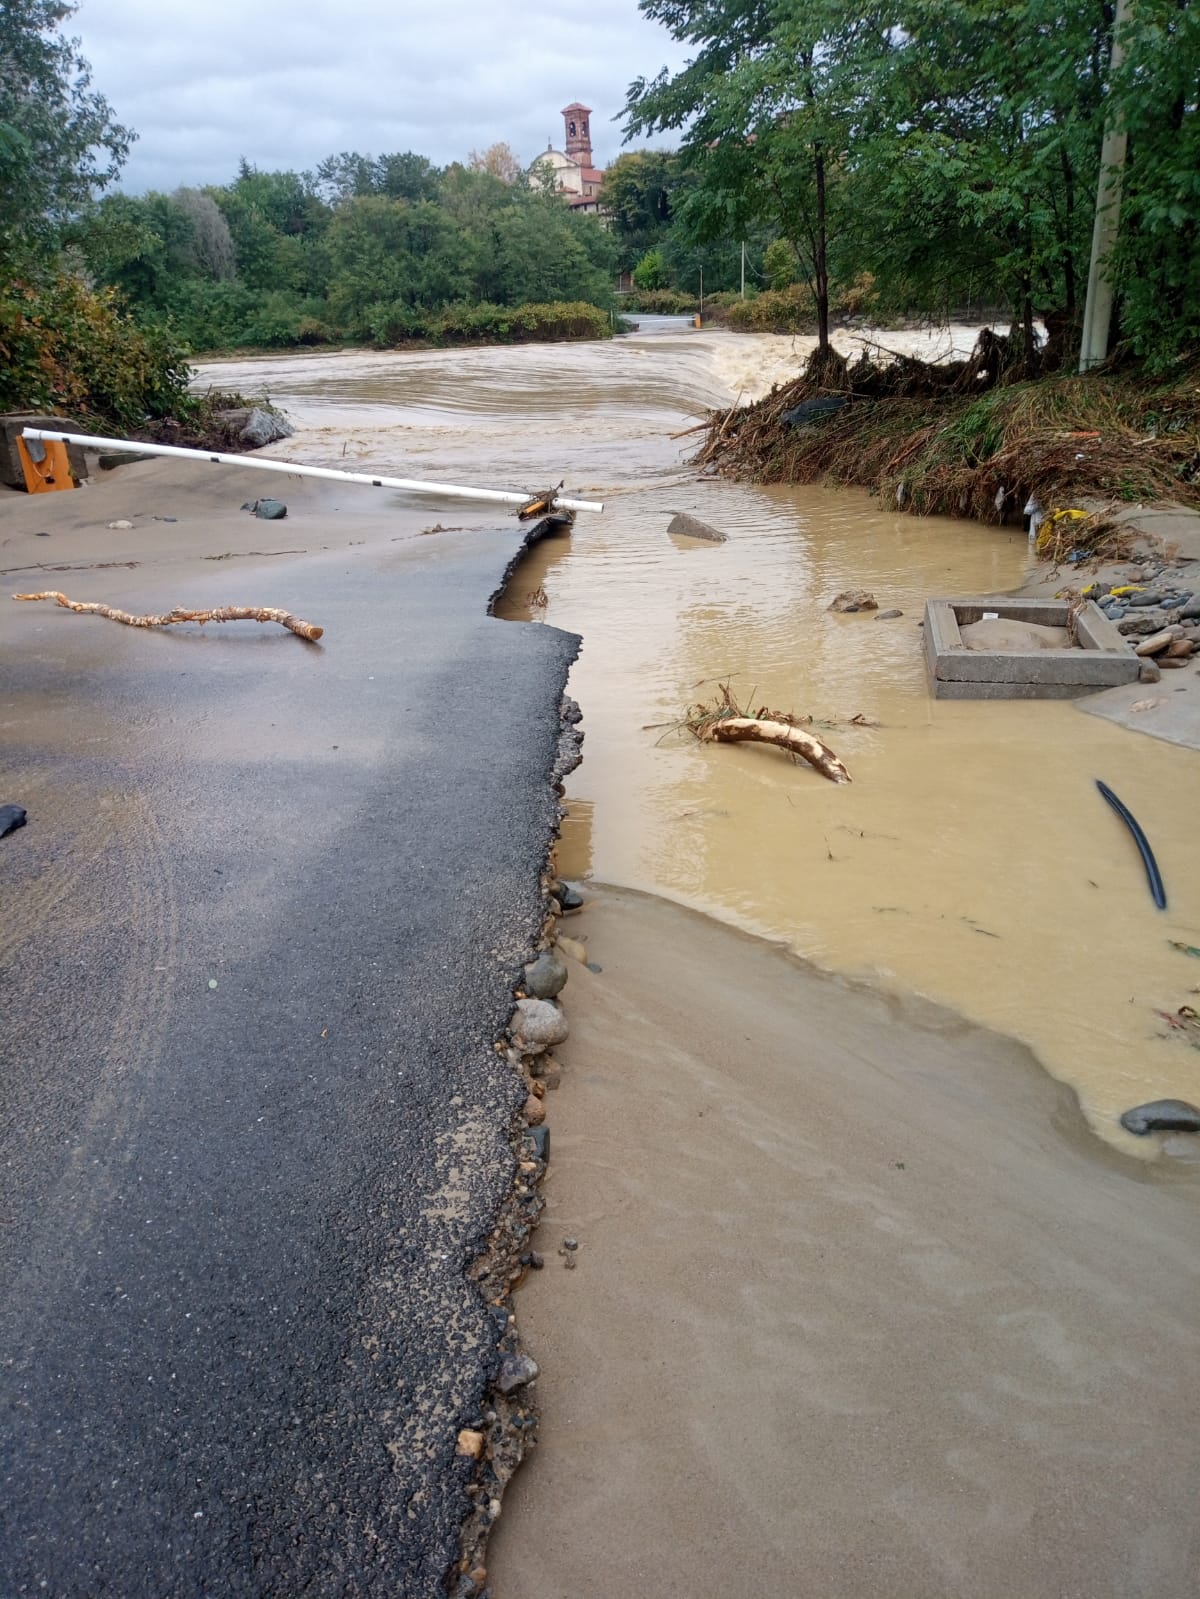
[923,597,1139,699]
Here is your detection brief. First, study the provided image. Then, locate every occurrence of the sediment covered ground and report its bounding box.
[491,885,1200,1599]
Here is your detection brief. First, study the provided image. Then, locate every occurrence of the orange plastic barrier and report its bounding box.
[17,435,76,494]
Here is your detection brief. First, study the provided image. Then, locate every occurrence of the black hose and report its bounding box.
[1096,780,1167,910]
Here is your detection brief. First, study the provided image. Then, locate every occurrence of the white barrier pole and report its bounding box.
[22,428,605,514]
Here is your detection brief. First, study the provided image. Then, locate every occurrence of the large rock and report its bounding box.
[668,512,727,543]
[509,997,568,1055]
[240,407,294,448]
[215,406,294,448]
[1120,1099,1200,1136]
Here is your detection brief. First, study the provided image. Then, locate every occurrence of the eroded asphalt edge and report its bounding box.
[0,503,579,1596]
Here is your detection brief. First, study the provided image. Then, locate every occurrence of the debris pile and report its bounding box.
[694,340,1200,533]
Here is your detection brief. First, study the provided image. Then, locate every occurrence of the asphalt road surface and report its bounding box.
[0,463,579,1596]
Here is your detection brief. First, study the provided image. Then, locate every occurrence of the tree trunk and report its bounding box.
[814,143,830,351]
[1059,143,1078,319]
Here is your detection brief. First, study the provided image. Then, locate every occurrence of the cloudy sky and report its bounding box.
[70,0,691,194]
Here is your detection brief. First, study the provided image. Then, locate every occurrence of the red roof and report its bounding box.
[581,168,604,184]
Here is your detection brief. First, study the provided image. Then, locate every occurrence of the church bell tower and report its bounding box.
[561,103,594,167]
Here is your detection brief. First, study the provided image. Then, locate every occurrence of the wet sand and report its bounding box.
[490,885,1200,1599]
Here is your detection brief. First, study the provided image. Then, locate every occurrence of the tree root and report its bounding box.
[13,590,323,642]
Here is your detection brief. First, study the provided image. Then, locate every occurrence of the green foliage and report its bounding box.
[633,248,667,290]
[79,153,619,356]
[599,150,677,269]
[625,0,888,345]
[624,0,1200,368]
[618,288,696,312]
[347,299,610,348]
[763,239,798,291]
[1110,0,1200,370]
[428,301,611,345]
[0,0,130,270]
[0,273,191,424]
[725,284,817,332]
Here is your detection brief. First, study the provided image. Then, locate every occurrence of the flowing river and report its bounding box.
[198,328,1200,1152]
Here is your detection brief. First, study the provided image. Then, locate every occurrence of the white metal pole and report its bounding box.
[21,429,605,514]
[741,242,745,300]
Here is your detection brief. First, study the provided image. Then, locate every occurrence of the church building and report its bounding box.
[531,103,605,215]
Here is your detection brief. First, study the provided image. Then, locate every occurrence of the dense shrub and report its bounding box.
[0,273,191,425]
[724,284,817,333]
[617,288,696,314]
[357,299,612,347]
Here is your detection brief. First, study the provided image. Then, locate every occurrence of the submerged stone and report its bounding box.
[667,512,727,543]
[1120,1099,1200,1136]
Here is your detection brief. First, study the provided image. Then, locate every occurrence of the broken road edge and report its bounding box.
[447,690,585,1597]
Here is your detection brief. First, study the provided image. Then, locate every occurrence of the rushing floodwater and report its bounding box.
[198,330,1200,1151]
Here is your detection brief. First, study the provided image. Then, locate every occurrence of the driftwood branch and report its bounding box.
[699,715,851,783]
[681,683,852,783]
[13,590,323,642]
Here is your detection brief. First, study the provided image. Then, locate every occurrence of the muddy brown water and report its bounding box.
[200,331,1200,1152]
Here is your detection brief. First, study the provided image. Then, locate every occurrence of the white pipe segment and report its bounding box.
[21,428,605,513]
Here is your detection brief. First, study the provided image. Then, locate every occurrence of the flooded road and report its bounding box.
[200,330,1200,1150]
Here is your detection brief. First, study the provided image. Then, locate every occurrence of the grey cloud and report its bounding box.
[71,0,689,192]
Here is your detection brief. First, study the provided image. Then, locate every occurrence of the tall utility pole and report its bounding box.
[741,241,746,299]
[1079,0,1134,371]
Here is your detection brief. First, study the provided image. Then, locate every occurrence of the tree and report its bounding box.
[469,142,522,183]
[856,0,1112,368]
[599,149,677,269]
[633,247,667,289]
[172,188,237,281]
[624,0,890,351]
[323,195,476,332]
[315,150,442,204]
[1109,0,1200,367]
[0,0,131,268]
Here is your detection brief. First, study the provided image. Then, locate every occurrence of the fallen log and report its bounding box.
[13,590,323,642]
[699,715,851,783]
[681,682,852,783]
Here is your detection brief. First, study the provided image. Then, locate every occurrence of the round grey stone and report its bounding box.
[524,948,568,1000]
[510,997,569,1054]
